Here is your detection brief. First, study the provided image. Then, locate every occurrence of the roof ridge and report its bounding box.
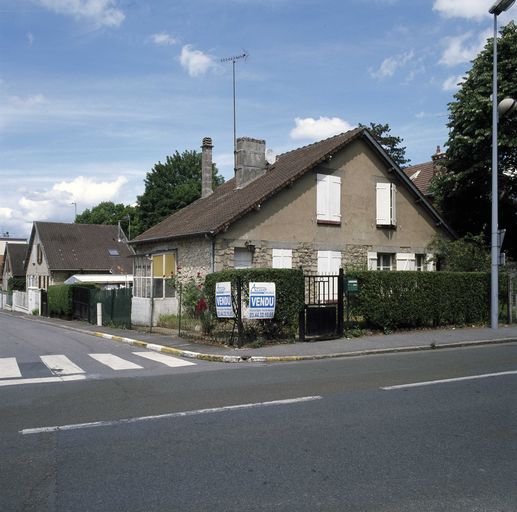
[275,127,363,159]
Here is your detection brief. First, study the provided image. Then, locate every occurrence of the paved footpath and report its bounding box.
[3,309,517,363]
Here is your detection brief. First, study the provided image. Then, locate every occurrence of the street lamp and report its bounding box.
[489,0,515,329]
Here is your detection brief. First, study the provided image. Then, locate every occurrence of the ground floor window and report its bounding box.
[234,248,253,269]
[377,253,395,271]
[134,253,176,298]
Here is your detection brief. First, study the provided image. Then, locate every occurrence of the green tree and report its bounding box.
[427,234,490,272]
[430,22,517,259]
[359,122,411,168]
[75,202,138,239]
[136,149,224,233]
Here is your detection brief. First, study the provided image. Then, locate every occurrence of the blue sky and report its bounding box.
[0,0,515,238]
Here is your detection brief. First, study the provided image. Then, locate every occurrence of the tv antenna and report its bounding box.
[220,51,248,174]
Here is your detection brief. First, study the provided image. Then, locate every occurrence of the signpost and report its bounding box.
[248,282,276,319]
[215,282,234,318]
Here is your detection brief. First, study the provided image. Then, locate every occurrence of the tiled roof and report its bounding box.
[403,160,437,196]
[133,128,455,243]
[6,243,29,276]
[134,128,365,243]
[32,222,133,274]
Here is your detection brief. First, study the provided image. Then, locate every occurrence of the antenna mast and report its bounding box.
[220,51,248,174]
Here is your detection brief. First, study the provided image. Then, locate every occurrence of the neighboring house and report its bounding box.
[25,222,134,291]
[0,236,27,289]
[130,129,455,324]
[403,146,446,200]
[2,243,29,291]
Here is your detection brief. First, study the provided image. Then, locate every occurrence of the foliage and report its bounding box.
[75,202,139,239]
[358,122,411,168]
[430,22,517,259]
[136,149,224,233]
[346,271,507,330]
[7,276,26,291]
[427,234,490,272]
[204,268,304,340]
[181,279,205,318]
[48,284,73,317]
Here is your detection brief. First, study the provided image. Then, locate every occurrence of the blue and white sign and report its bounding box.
[215,282,234,318]
[248,282,276,319]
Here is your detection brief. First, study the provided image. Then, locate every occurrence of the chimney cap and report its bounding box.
[202,137,213,148]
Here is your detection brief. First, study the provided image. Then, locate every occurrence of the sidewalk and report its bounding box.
[6,309,517,363]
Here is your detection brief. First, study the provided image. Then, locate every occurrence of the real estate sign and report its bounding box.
[248,282,276,319]
[215,282,234,318]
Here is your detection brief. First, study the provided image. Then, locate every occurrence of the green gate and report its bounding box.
[89,288,132,329]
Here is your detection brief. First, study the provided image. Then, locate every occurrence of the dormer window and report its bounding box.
[108,249,120,256]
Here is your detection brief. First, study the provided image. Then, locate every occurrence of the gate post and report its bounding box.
[236,277,244,348]
[337,268,344,337]
[299,307,306,342]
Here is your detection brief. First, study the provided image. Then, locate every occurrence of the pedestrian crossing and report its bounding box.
[0,352,196,385]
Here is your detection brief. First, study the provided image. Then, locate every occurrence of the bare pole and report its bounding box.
[221,52,248,173]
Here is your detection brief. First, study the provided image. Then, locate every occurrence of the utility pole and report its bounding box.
[220,52,248,173]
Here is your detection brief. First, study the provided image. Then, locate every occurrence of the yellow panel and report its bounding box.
[164,253,176,277]
[152,254,163,277]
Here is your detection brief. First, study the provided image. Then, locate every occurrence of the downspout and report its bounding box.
[206,233,216,273]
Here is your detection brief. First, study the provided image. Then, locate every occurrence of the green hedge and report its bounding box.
[8,276,26,291]
[48,284,73,316]
[346,271,506,330]
[204,268,304,339]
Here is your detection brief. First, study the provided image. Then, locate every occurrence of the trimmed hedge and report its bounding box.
[48,284,73,317]
[346,271,505,330]
[204,268,304,339]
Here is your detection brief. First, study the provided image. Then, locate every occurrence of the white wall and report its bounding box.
[131,297,179,327]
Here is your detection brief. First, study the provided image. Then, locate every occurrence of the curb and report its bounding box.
[5,311,517,363]
[91,331,517,364]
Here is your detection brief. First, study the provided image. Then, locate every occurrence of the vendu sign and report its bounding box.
[248,282,276,319]
[215,282,234,318]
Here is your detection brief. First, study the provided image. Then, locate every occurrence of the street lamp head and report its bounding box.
[498,97,517,117]
[489,0,515,15]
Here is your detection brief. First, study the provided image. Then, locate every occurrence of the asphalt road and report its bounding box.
[1,313,517,511]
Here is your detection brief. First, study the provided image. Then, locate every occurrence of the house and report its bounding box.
[0,235,27,289]
[25,222,134,291]
[403,146,446,200]
[2,243,29,291]
[130,128,455,325]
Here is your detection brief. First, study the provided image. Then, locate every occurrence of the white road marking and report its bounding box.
[0,357,22,379]
[40,355,85,375]
[89,353,143,370]
[132,351,196,367]
[381,370,517,390]
[0,375,85,387]
[20,395,323,435]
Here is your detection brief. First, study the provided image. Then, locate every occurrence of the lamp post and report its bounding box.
[489,0,515,329]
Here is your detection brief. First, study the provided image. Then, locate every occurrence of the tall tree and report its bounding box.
[75,202,138,238]
[359,122,411,168]
[430,22,517,258]
[136,149,224,233]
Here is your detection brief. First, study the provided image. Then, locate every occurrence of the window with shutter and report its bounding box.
[376,182,396,226]
[272,249,292,269]
[317,174,341,223]
[396,253,415,271]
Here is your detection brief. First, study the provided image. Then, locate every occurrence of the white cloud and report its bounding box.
[8,94,47,109]
[52,175,128,203]
[180,45,217,77]
[27,32,35,47]
[34,0,125,27]
[290,116,355,141]
[439,30,490,66]
[442,74,465,91]
[0,208,13,220]
[369,50,415,79]
[150,32,177,46]
[433,0,489,21]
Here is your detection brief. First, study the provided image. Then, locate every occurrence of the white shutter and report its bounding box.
[317,175,329,220]
[426,253,436,271]
[329,176,341,222]
[317,251,330,274]
[272,249,292,269]
[367,251,377,271]
[376,183,391,225]
[396,253,415,271]
[329,251,341,274]
[390,184,397,226]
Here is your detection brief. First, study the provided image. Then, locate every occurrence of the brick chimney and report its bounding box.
[201,137,213,198]
[235,137,266,189]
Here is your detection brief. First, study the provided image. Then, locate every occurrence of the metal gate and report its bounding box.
[72,286,91,322]
[40,289,49,317]
[300,268,344,340]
